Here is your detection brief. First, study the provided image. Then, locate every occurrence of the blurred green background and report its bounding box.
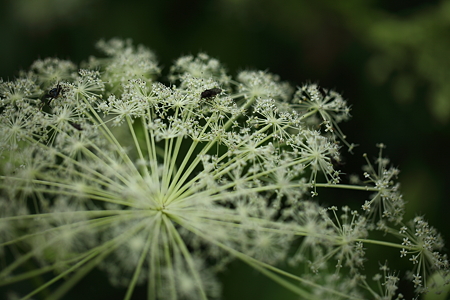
[1,0,450,299]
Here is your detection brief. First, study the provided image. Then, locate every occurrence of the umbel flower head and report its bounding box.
[0,38,449,300]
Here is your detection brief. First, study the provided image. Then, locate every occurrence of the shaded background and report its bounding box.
[1,0,450,299]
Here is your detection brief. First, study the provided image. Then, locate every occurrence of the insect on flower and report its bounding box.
[69,122,83,131]
[40,82,63,109]
[200,88,222,99]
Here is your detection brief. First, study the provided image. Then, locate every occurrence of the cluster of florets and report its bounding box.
[0,38,448,300]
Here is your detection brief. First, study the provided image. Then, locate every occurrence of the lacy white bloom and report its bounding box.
[0,38,448,300]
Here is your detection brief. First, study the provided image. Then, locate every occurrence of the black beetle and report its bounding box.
[40,83,62,109]
[69,122,83,131]
[200,88,222,99]
[46,83,62,104]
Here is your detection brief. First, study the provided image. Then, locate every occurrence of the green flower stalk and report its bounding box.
[0,38,448,300]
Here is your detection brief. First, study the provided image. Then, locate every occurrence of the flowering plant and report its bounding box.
[0,38,448,300]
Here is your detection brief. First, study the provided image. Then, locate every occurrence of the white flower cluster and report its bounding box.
[0,39,448,300]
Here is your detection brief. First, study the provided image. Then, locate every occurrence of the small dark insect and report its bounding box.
[46,83,63,105]
[200,88,222,99]
[40,83,62,109]
[69,122,83,131]
[318,87,327,97]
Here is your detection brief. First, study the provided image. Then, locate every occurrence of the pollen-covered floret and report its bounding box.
[29,57,78,85]
[361,144,405,224]
[88,38,161,90]
[293,83,353,149]
[169,52,230,85]
[237,70,293,102]
[397,216,449,293]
